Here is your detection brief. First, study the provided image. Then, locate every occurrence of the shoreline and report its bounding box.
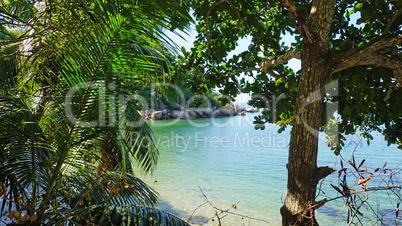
[139,176,273,226]
[139,103,260,121]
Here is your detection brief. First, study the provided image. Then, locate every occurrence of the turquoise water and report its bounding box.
[139,114,402,225]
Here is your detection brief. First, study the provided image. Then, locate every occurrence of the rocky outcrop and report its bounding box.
[204,108,214,116]
[219,109,232,116]
[139,103,257,120]
[246,108,258,113]
[186,110,197,118]
[171,110,186,119]
[173,103,183,110]
[151,111,163,120]
[195,109,204,117]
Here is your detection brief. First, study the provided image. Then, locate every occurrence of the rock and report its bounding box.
[233,104,242,112]
[238,111,246,116]
[186,110,197,118]
[204,108,214,116]
[145,109,155,117]
[151,111,163,120]
[174,103,182,110]
[246,108,258,113]
[241,107,246,112]
[182,112,191,119]
[162,115,170,120]
[158,100,166,110]
[220,109,233,116]
[171,110,183,119]
[171,110,190,119]
[195,109,204,117]
[224,103,233,111]
[162,109,169,115]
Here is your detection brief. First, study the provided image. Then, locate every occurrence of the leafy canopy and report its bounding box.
[178,0,402,153]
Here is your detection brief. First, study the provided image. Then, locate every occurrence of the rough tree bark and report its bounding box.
[280,0,337,225]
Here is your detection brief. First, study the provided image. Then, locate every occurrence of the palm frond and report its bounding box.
[70,204,189,226]
[0,94,49,215]
[1,0,192,224]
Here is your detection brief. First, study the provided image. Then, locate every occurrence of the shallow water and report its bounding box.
[139,114,402,225]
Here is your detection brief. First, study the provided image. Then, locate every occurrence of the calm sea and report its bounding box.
[139,113,401,225]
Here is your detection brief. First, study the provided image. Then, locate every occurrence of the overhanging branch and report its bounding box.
[333,35,402,73]
[228,67,285,80]
[265,68,285,80]
[356,52,402,70]
[260,48,301,70]
[363,54,402,87]
[218,48,301,81]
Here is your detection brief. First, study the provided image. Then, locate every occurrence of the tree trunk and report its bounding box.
[280,43,329,225]
[280,1,336,224]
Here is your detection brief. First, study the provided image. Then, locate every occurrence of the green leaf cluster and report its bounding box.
[181,0,401,153]
[0,0,191,225]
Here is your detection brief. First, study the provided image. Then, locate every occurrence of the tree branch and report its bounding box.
[230,67,258,76]
[232,67,285,80]
[219,67,285,81]
[265,68,285,80]
[217,48,301,81]
[382,9,400,35]
[356,52,402,69]
[195,186,271,225]
[350,51,402,88]
[278,0,312,43]
[333,47,402,88]
[0,51,25,59]
[333,35,402,73]
[260,48,301,70]
[316,166,336,182]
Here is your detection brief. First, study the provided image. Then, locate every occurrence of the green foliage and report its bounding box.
[71,204,187,226]
[180,0,401,152]
[0,0,191,224]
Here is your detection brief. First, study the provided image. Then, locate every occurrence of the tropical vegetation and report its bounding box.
[0,0,192,225]
[179,0,401,224]
[2,0,401,225]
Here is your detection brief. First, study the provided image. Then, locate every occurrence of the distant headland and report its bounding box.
[139,103,259,120]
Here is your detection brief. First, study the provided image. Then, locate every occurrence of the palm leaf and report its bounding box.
[0,0,192,224]
[70,204,189,226]
[0,94,49,215]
